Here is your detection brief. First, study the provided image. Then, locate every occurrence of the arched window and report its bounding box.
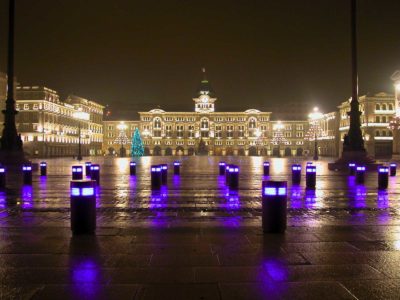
[389,104,394,111]
[375,130,380,137]
[375,104,380,110]
[382,131,387,137]
[382,104,387,110]
[375,116,380,123]
[201,118,209,129]
[382,116,387,123]
[249,118,256,129]
[388,131,393,137]
[153,118,162,129]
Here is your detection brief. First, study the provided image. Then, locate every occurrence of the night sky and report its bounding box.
[1,0,400,117]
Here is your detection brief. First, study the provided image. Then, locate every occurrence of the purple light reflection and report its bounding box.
[377,190,389,209]
[290,186,303,209]
[263,259,288,282]
[352,185,367,209]
[0,191,6,209]
[149,187,168,209]
[305,189,317,208]
[225,191,240,210]
[69,258,102,298]
[21,185,33,209]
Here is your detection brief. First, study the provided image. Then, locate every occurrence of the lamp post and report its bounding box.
[308,107,323,161]
[115,122,129,157]
[255,128,262,156]
[73,109,89,161]
[271,121,286,157]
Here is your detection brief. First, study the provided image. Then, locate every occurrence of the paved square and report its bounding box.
[1,157,399,299]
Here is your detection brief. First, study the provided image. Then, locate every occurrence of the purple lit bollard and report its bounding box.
[263,162,270,176]
[291,164,301,185]
[306,162,313,166]
[22,164,33,185]
[219,162,226,175]
[378,166,389,189]
[306,165,316,189]
[355,166,366,184]
[390,163,397,177]
[262,181,287,233]
[348,163,356,176]
[173,161,180,175]
[161,164,168,184]
[40,161,47,176]
[85,162,92,177]
[151,165,162,190]
[70,180,96,235]
[130,162,136,176]
[225,164,231,183]
[72,165,83,180]
[90,164,100,185]
[228,165,239,190]
[0,166,6,188]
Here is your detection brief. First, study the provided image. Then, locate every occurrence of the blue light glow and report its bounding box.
[71,187,95,197]
[306,167,316,173]
[219,162,226,166]
[264,162,270,166]
[349,163,355,167]
[378,167,389,173]
[130,162,136,166]
[264,187,286,196]
[162,165,167,170]
[356,166,365,171]
[0,168,5,173]
[22,166,32,171]
[390,163,396,167]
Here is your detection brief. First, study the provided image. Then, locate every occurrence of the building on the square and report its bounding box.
[103,71,310,157]
[306,111,339,157]
[102,120,140,156]
[338,92,395,158]
[15,85,105,157]
[269,120,308,157]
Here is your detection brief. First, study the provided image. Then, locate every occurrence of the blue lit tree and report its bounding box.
[131,128,144,157]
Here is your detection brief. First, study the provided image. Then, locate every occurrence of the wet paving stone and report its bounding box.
[1,157,400,298]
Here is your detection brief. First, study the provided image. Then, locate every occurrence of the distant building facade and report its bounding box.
[103,120,140,156]
[104,73,309,157]
[15,86,104,157]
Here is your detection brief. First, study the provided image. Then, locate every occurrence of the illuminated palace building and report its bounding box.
[338,92,396,157]
[6,85,104,157]
[104,72,309,156]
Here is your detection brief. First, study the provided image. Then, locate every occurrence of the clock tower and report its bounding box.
[193,68,217,113]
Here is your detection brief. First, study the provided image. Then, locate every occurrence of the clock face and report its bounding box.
[202,96,209,103]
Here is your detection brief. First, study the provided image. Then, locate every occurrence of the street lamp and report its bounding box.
[73,109,90,161]
[272,121,286,157]
[255,128,262,156]
[308,107,323,161]
[116,122,129,157]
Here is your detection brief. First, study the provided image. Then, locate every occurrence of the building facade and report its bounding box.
[103,120,140,156]
[103,74,309,157]
[338,92,395,158]
[307,111,339,157]
[15,86,104,157]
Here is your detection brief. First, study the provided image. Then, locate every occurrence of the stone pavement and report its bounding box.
[0,157,400,299]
